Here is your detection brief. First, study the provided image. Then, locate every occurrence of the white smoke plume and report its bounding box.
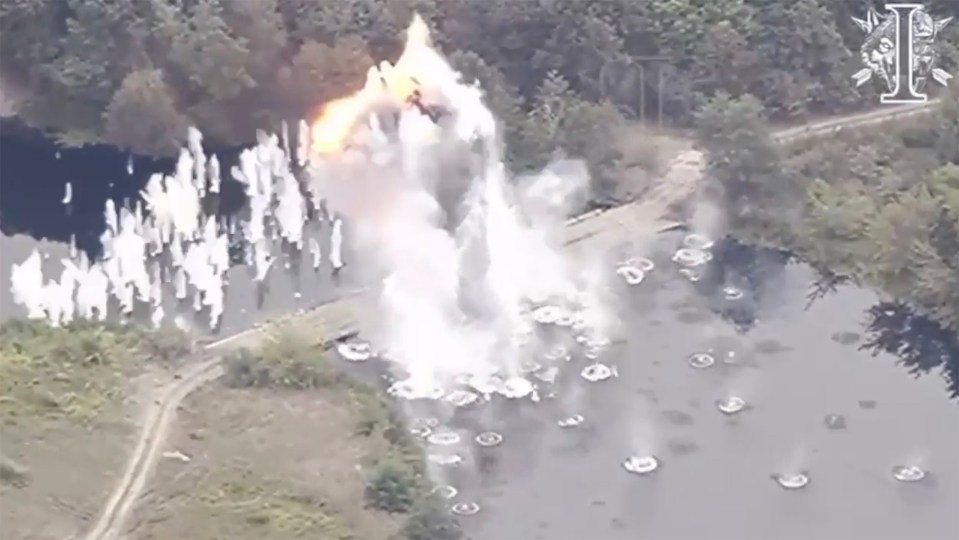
[304,15,609,393]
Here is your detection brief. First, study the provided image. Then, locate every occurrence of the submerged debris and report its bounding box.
[823,414,847,430]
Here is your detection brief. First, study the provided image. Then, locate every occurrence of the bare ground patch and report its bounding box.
[0,321,191,539]
[126,382,404,540]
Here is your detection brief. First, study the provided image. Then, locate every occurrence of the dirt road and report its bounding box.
[82,99,939,540]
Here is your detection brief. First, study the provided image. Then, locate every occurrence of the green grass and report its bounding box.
[193,470,355,539]
[218,328,458,539]
[0,319,190,425]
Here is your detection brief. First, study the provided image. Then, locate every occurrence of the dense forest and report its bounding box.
[695,84,959,334]
[3,0,957,161]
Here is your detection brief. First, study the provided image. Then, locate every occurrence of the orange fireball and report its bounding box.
[309,14,434,155]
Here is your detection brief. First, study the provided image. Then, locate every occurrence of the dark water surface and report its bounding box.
[0,136,365,334]
[395,236,959,540]
[3,137,958,538]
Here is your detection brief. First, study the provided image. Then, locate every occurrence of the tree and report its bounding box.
[447,50,524,150]
[694,93,797,237]
[102,69,189,156]
[277,37,374,121]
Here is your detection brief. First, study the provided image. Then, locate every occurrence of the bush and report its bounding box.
[399,497,463,540]
[221,331,341,390]
[363,459,421,514]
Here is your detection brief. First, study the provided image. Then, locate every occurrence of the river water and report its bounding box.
[399,233,959,540]
[3,138,957,539]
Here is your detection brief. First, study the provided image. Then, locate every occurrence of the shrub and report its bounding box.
[400,497,463,540]
[363,459,420,514]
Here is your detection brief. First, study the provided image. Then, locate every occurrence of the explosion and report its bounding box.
[304,14,613,395]
[310,15,443,154]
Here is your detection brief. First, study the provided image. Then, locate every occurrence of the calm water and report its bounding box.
[393,235,958,540]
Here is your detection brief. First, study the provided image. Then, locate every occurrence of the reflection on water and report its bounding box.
[702,238,959,403]
[861,301,959,400]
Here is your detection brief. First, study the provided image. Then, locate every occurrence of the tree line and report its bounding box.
[694,84,959,333]
[3,0,956,163]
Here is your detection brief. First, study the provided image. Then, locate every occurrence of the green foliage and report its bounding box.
[1,0,905,158]
[728,95,959,331]
[398,497,464,540]
[103,69,190,155]
[693,93,798,239]
[363,459,422,513]
[0,319,189,424]
[221,332,341,390]
[194,474,353,539]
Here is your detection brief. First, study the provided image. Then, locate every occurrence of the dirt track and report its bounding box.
[82,100,939,540]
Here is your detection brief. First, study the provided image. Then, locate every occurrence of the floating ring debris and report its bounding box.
[451,502,481,516]
[891,465,926,483]
[409,425,432,438]
[544,345,570,363]
[498,377,534,399]
[534,366,559,384]
[532,306,565,325]
[625,257,655,272]
[623,455,659,475]
[431,485,458,500]
[427,453,464,466]
[687,353,716,369]
[772,472,809,490]
[716,396,747,415]
[445,389,480,408]
[678,268,703,282]
[581,363,613,382]
[557,414,585,428]
[336,341,372,362]
[673,248,711,267]
[555,312,576,327]
[428,431,462,446]
[388,380,446,401]
[683,233,715,251]
[519,359,542,374]
[616,264,646,285]
[468,375,505,396]
[475,431,504,447]
[722,286,744,300]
